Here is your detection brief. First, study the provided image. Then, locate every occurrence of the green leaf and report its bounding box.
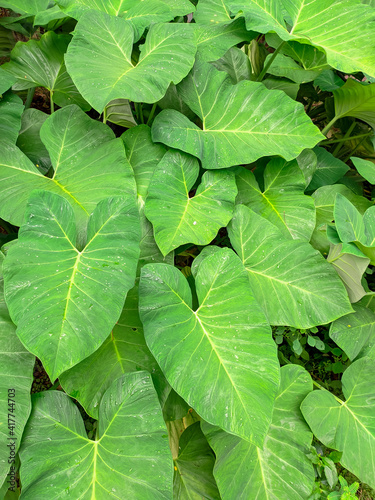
[0,104,135,242]
[314,70,345,92]
[59,283,166,419]
[104,98,136,128]
[0,26,15,59]
[235,158,316,241]
[33,4,67,26]
[351,157,375,184]
[334,193,367,244]
[0,91,23,143]
[144,150,237,255]
[19,372,173,499]
[330,303,375,360]
[65,12,197,113]
[139,247,279,445]
[265,52,323,84]
[262,76,300,99]
[16,108,51,174]
[228,0,375,77]
[228,205,353,328]
[333,79,375,129]
[301,357,375,489]
[296,148,317,187]
[152,59,323,169]
[307,147,349,192]
[0,67,16,95]
[0,0,49,15]
[3,191,141,380]
[0,254,34,486]
[327,243,370,303]
[211,46,252,84]
[174,422,219,500]
[2,31,89,110]
[202,365,314,500]
[194,0,232,24]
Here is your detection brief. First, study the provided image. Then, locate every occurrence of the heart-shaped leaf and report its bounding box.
[211,46,252,84]
[19,372,173,499]
[351,156,375,184]
[4,191,140,380]
[139,247,279,445]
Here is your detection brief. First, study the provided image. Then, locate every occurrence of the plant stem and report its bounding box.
[24,87,35,109]
[102,106,107,124]
[50,90,54,114]
[321,116,338,136]
[332,120,356,156]
[135,102,144,124]
[342,136,368,163]
[256,41,285,82]
[312,380,343,404]
[146,102,157,125]
[320,131,373,145]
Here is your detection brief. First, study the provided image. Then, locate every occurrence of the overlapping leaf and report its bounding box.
[16,108,51,173]
[139,247,279,445]
[0,91,23,143]
[3,191,140,380]
[152,58,323,169]
[228,205,353,327]
[19,372,173,499]
[307,147,349,192]
[235,158,315,240]
[211,46,252,83]
[301,357,375,489]
[145,150,237,255]
[202,365,314,500]
[332,79,375,129]
[66,11,197,112]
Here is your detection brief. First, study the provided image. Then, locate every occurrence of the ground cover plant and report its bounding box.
[1,0,375,498]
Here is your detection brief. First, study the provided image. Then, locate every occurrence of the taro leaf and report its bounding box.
[0,91,23,143]
[0,26,15,58]
[59,283,165,419]
[265,53,322,83]
[0,68,16,95]
[16,108,51,174]
[105,98,136,128]
[334,193,367,244]
[211,46,252,84]
[333,79,375,129]
[194,0,232,24]
[351,156,375,184]
[202,364,314,500]
[330,303,375,361]
[65,11,197,113]
[0,104,135,243]
[157,84,196,120]
[144,150,237,255]
[301,357,375,489]
[307,147,349,192]
[2,31,89,110]
[310,184,372,254]
[174,422,219,500]
[58,0,193,40]
[195,18,255,62]
[0,0,49,15]
[139,247,279,445]
[19,372,173,499]
[296,148,317,187]
[314,70,345,92]
[3,191,140,381]
[0,253,34,487]
[327,243,370,303]
[228,205,353,328]
[33,4,67,26]
[235,158,316,241]
[262,76,299,99]
[152,59,323,169]
[227,0,375,77]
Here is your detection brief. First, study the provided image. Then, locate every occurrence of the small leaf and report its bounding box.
[351,156,375,184]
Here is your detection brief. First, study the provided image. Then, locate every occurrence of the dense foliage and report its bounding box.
[1,0,375,498]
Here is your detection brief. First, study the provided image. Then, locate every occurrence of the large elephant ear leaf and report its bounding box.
[228,204,353,328]
[19,372,173,499]
[0,253,34,487]
[65,11,197,113]
[152,58,323,169]
[202,364,314,500]
[145,149,237,256]
[139,247,279,446]
[0,91,23,144]
[0,104,136,243]
[3,191,141,381]
[301,357,375,489]
[227,0,375,77]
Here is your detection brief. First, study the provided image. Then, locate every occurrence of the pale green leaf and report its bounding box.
[3,191,140,380]
[301,357,375,489]
[211,46,252,84]
[105,98,136,128]
[333,79,375,129]
[265,52,322,83]
[202,365,314,500]
[194,0,232,24]
[351,157,375,184]
[19,372,173,499]
[228,205,353,328]
[139,247,279,445]
[145,150,237,255]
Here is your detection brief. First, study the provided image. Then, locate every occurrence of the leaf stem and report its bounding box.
[321,116,338,136]
[320,131,373,145]
[24,87,35,110]
[342,136,368,162]
[135,102,144,124]
[332,120,356,156]
[256,41,285,82]
[102,106,107,124]
[50,90,54,114]
[312,379,343,404]
[146,102,157,126]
